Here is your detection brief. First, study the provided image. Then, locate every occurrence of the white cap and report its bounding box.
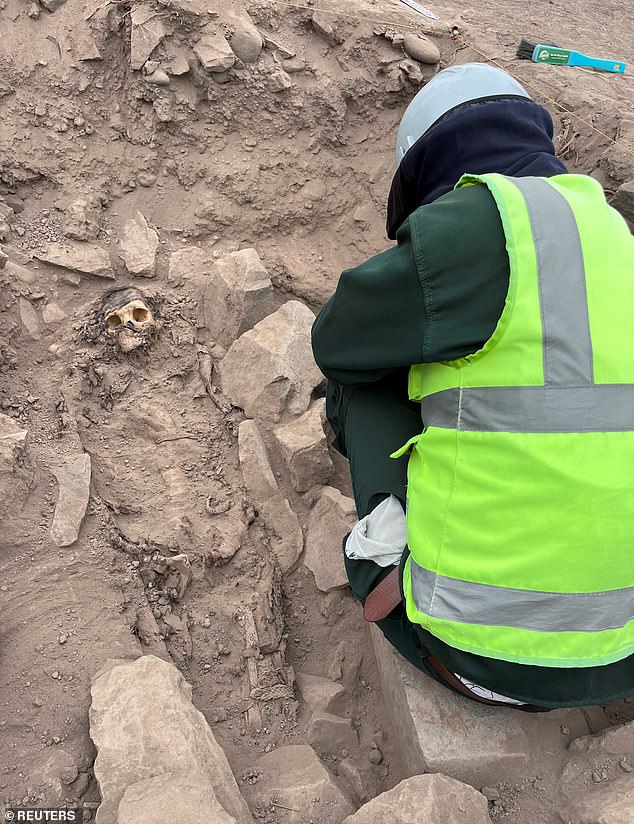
[395,63,531,165]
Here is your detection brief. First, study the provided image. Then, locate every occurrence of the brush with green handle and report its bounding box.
[517,39,626,74]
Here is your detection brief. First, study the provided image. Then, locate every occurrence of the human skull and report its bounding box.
[101,286,156,353]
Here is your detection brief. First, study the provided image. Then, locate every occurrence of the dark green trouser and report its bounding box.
[326,370,446,681]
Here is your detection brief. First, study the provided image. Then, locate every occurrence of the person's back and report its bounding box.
[312,64,633,708]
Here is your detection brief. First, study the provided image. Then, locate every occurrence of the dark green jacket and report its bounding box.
[312,184,632,706]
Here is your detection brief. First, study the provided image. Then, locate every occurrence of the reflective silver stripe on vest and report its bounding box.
[513,177,594,384]
[410,564,634,633]
[420,178,634,433]
[421,385,634,433]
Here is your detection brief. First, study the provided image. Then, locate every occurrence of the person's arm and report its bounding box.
[311,218,429,384]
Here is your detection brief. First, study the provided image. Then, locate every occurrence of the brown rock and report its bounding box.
[403,34,441,64]
[19,297,40,340]
[63,199,100,241]
[312,12,339,46]
[40,0,67,11]
[195,33,236,73]
[36,242,113,279]
[247,745,354,823]
[130,7,167,71]
[296,671,345,714]
[569,721,634,755]
[308,711,359,757]
[50,453,91,547]
[342,774,492,824]
[230,20,263,64]
[238,420,279,507]
[273,399,333,492]
[117,771,238,824]
[559,774,634,824]
[0,413,33,523]
[42,302,66,325]
[118,212,158,278]
[218,301,322,422]
[90,655,252,824]
[304,486,356,592]
[258,495,304,573]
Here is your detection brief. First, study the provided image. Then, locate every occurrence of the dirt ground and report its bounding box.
[1,0,632,822]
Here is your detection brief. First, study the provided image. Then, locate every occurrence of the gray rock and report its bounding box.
[198,247,273,348]
[282,56,306,74]
[19,297,41,340]
[238,420,279,506]
[168,53,191,76]
[117,771,238,824]
[304,486,356,592]
[269,69,292,92]
[195,33,236,73]
[0,413,33,522]
[63,199,100,241]
[559,774,634,824]
[342,774,491,824]
[312,12,338,46]
[218,301,322,422]
[145,70,170,86]
[42,302,66,325]
[403,34,441,64]
[262,33,295,59]
[612,180,634,227]
[118,212,158,277]
[273,399,333,492]
[258,495,304,573]
[247,745,353,823]
[0,248,8,269]
[230,21,263,64]
[90,655,252,824]
[168,245,211,286]
[296,671,345,714]
[130,7,167,71]
[40,0,67,10]
[28,751,80,801]
[569,721,634,755]
[399,59,424,85]
[50,453,91,547]
[308,711,359,757]
[36,242,113,279]
[6,261,35,284]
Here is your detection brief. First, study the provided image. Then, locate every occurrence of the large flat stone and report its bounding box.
[238,419,279,507]
[194,32,236,72]
[118,211,158,277]
[304,486,356,592]
[218,301,322,422]
[36,242,113,278]
[559,774,634,824]
[117,771,238,824]
[296,671,346,714]
[50,453,92,547]
[569,721,634,755]
[273,399,333,492]
[372,626,592,788]
[258,495,304,573]
[343,774,491,824]
[200,249,274,348]
[130,7,167,70]
[245,745,353,823]
[90,655,252,824]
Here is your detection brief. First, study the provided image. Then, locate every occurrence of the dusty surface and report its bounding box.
[1,0,632,822]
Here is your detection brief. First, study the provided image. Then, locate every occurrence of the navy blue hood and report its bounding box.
[387,97,567,239]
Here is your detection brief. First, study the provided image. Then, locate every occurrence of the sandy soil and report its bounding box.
[1,0,632,822]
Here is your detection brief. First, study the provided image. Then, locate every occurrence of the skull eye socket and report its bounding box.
[133,308,149,323]
[106,313,122,329]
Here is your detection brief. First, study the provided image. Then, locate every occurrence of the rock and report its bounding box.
[559,774,634,824]
[612,180,634,226]
[230,21,263,64]
[27,2,39,18]
[273,399,333,492]
[6,261,35,285]
[338,759,372,804]
[258,495,304,573]
[28,751,79,801]
[50,453,91,547]
[308,711,359,757]
[403,34,441,64]
[371,627,591,788]
[117,771,238,824]
[145,70,170,86]
[312,12,338,46]
[0,248,8,269]
[36,242,113,279]
[342,774,492,824]
[137,173,157,188]
[194,33,236,73]
[218,301,322,422]
[569,722,634,755]
[296,672,345,714]
[130,7,167,71]
[90,655,252,824]
[247,745,354,824]
[282,56,305,74]
[238,420,279,506]
[19,297,40,340]
[304,486,356,592]
[198,247,273,348]
[0,413,33,522]
[168,53,190,76]
[40,0,67,10]
[269,69,292,92]
[400,59,424,85]
[262,33,295,59]
[42,302,66,325]
[169,246,210,286]
[63,199,100,241]
[368,748,382,765]
[118,212,158,278]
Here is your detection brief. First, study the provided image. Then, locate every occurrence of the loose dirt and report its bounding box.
[1,1,632,822]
